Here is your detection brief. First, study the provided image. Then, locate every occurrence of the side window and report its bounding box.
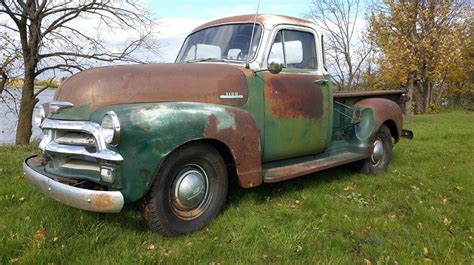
[268,31,285,64]
[268,30,317,69]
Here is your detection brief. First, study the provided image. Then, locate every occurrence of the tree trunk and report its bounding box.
[422,80,431,113]
[15,67,37,145]
[0,72,7,94]
[413,87,424,114]
[405,71,415,119]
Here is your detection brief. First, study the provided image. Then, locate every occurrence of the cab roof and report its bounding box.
[191,14,316,33]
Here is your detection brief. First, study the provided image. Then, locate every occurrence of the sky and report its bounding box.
[147,0,310,62]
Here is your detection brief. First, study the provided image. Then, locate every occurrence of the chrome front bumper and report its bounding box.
[23,156,124,213]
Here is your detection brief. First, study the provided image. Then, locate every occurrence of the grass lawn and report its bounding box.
[1,110,473,264]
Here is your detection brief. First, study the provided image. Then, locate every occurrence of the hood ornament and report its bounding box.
[49,101,74,114]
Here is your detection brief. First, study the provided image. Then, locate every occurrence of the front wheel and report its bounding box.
[357,124,393,174]
[144,143,228,236]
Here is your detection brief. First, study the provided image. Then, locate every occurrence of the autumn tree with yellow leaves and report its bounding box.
[368,0,470,116]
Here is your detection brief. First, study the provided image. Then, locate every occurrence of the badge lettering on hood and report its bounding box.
[219,92,244,99]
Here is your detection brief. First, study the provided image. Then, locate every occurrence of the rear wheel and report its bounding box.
[358,125,393,174]
[144,143,228,236]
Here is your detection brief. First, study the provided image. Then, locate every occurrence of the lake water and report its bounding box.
[0,89,55,145]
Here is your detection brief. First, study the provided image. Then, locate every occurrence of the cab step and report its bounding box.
[262,152,368,183]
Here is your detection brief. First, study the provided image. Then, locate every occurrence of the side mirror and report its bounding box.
[268,58,284,74]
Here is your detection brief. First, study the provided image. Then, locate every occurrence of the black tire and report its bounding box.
[144,143,228,236]
[358,125,393,174]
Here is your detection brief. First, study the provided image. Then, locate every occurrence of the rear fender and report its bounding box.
[355,98,403,143]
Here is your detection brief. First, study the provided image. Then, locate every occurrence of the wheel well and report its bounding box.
[180,139,237,178]
[383,120,399,142]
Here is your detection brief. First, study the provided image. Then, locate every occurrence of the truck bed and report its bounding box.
[333,89,407,108]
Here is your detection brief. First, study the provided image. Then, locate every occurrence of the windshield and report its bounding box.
[176,23,262,63]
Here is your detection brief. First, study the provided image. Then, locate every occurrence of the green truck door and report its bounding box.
[262,29,332,162]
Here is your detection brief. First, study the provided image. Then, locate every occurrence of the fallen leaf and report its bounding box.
[260,207,268,212]
[209,262,221,265]
[34,227,47,241]
[363,258,372,265]
[295,200,300,204]
[442,198,448,204]
[362,225,372,234]
[296,245,303,252]
[443,217,451,226]
[19,197,25,202]
[224,239,232,245]
[417,223,424,229]
[24,216,30,221]
[344,185,354,191]
[289,204,297,209]
[423,258,433,264]
[10,258,18,263]
[186,241,193,246]
[147,244,156,250]
[164,249,173,257]
[423,247,429,255]
[53,237,59,243]
[344,214,351,221]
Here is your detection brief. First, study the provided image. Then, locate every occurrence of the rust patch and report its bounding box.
[263,73,324,119]
[263,152,368,183]
[204,108,262,188]
[55,64,249,112]
[90,193,115,209]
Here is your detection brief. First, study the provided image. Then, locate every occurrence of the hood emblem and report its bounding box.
[220,92,244,99]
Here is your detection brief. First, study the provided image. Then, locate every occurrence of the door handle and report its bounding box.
[315,79,329,85]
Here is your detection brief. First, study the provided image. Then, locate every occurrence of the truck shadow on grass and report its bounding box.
[81,164,360,234]
[226,164,359,206]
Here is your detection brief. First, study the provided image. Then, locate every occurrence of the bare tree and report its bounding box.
[0,0,159,145]
[0,31,21,94]
[307,0,371,90]
[0,30,22,130]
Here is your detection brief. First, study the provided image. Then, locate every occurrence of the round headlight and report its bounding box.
[33,105,45,127]
[101,111,120,145]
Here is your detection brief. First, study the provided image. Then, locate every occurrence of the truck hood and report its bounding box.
[53,63,249,115]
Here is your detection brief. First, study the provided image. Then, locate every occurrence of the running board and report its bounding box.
[263,152,368,183]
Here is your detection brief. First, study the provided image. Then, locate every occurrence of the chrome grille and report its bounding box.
[39,119,123,162]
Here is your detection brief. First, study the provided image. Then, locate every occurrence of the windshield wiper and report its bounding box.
[185,58,228,63]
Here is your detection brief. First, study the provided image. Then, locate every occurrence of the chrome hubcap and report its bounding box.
[171,165,209,214]
[371,138,384,165]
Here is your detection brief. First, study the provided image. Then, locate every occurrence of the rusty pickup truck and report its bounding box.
[24,14,413,236]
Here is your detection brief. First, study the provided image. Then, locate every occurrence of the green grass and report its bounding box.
[1,111,473,264]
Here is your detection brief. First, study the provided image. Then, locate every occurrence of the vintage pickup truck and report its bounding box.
[24,14,413,236]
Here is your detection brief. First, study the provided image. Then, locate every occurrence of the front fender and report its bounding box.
[91,102,262,202]
[355,98,403,142]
